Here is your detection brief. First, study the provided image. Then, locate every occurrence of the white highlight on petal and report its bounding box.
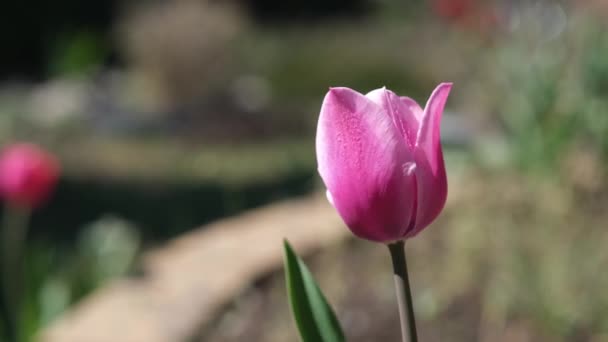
[326,190,335,206]
[403,162,417,176]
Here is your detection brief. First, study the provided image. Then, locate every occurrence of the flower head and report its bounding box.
[0,143,60,209]
[316,83,452,242]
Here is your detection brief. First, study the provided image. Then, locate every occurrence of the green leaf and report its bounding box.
[283,240,345,342]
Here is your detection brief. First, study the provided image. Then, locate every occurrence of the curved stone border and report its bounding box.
[40,194,346,342]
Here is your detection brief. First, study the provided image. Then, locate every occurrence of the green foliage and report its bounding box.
[580,23,608,159]
[436,170,608,340]
[490,41,575,170]
[31,139,317,241]
[48,31,107,77]
[283,240,344,342]
[0,216,140,341]
[235,23,431,110]
[483,14,608,171]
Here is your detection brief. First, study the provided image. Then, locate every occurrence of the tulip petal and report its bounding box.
[365,89,421,148]
[416,83,452,171]
[316,87,417,242]
[410,83,452,236]
[400,96,424,123]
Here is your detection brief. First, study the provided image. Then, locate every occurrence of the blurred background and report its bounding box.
[1,0,608,341]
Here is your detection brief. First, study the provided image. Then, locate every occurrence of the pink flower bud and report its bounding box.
[316,83,452,243]
[0,143,60,209]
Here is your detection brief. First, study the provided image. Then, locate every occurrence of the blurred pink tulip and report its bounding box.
[431,0,502,34]
[316,83,452,242]
[432,0,474,21]
[0,143,60,209]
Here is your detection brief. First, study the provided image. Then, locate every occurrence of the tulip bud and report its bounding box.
[0,143,60,209]
[316,83,452,242]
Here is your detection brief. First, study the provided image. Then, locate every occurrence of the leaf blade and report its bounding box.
[283,240,345,342]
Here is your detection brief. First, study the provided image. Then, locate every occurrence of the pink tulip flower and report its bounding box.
[0,143,60,209]
[316,83,452,242]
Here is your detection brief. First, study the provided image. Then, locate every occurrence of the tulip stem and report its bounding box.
[1,203,31,342]
[388,241,418,342]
